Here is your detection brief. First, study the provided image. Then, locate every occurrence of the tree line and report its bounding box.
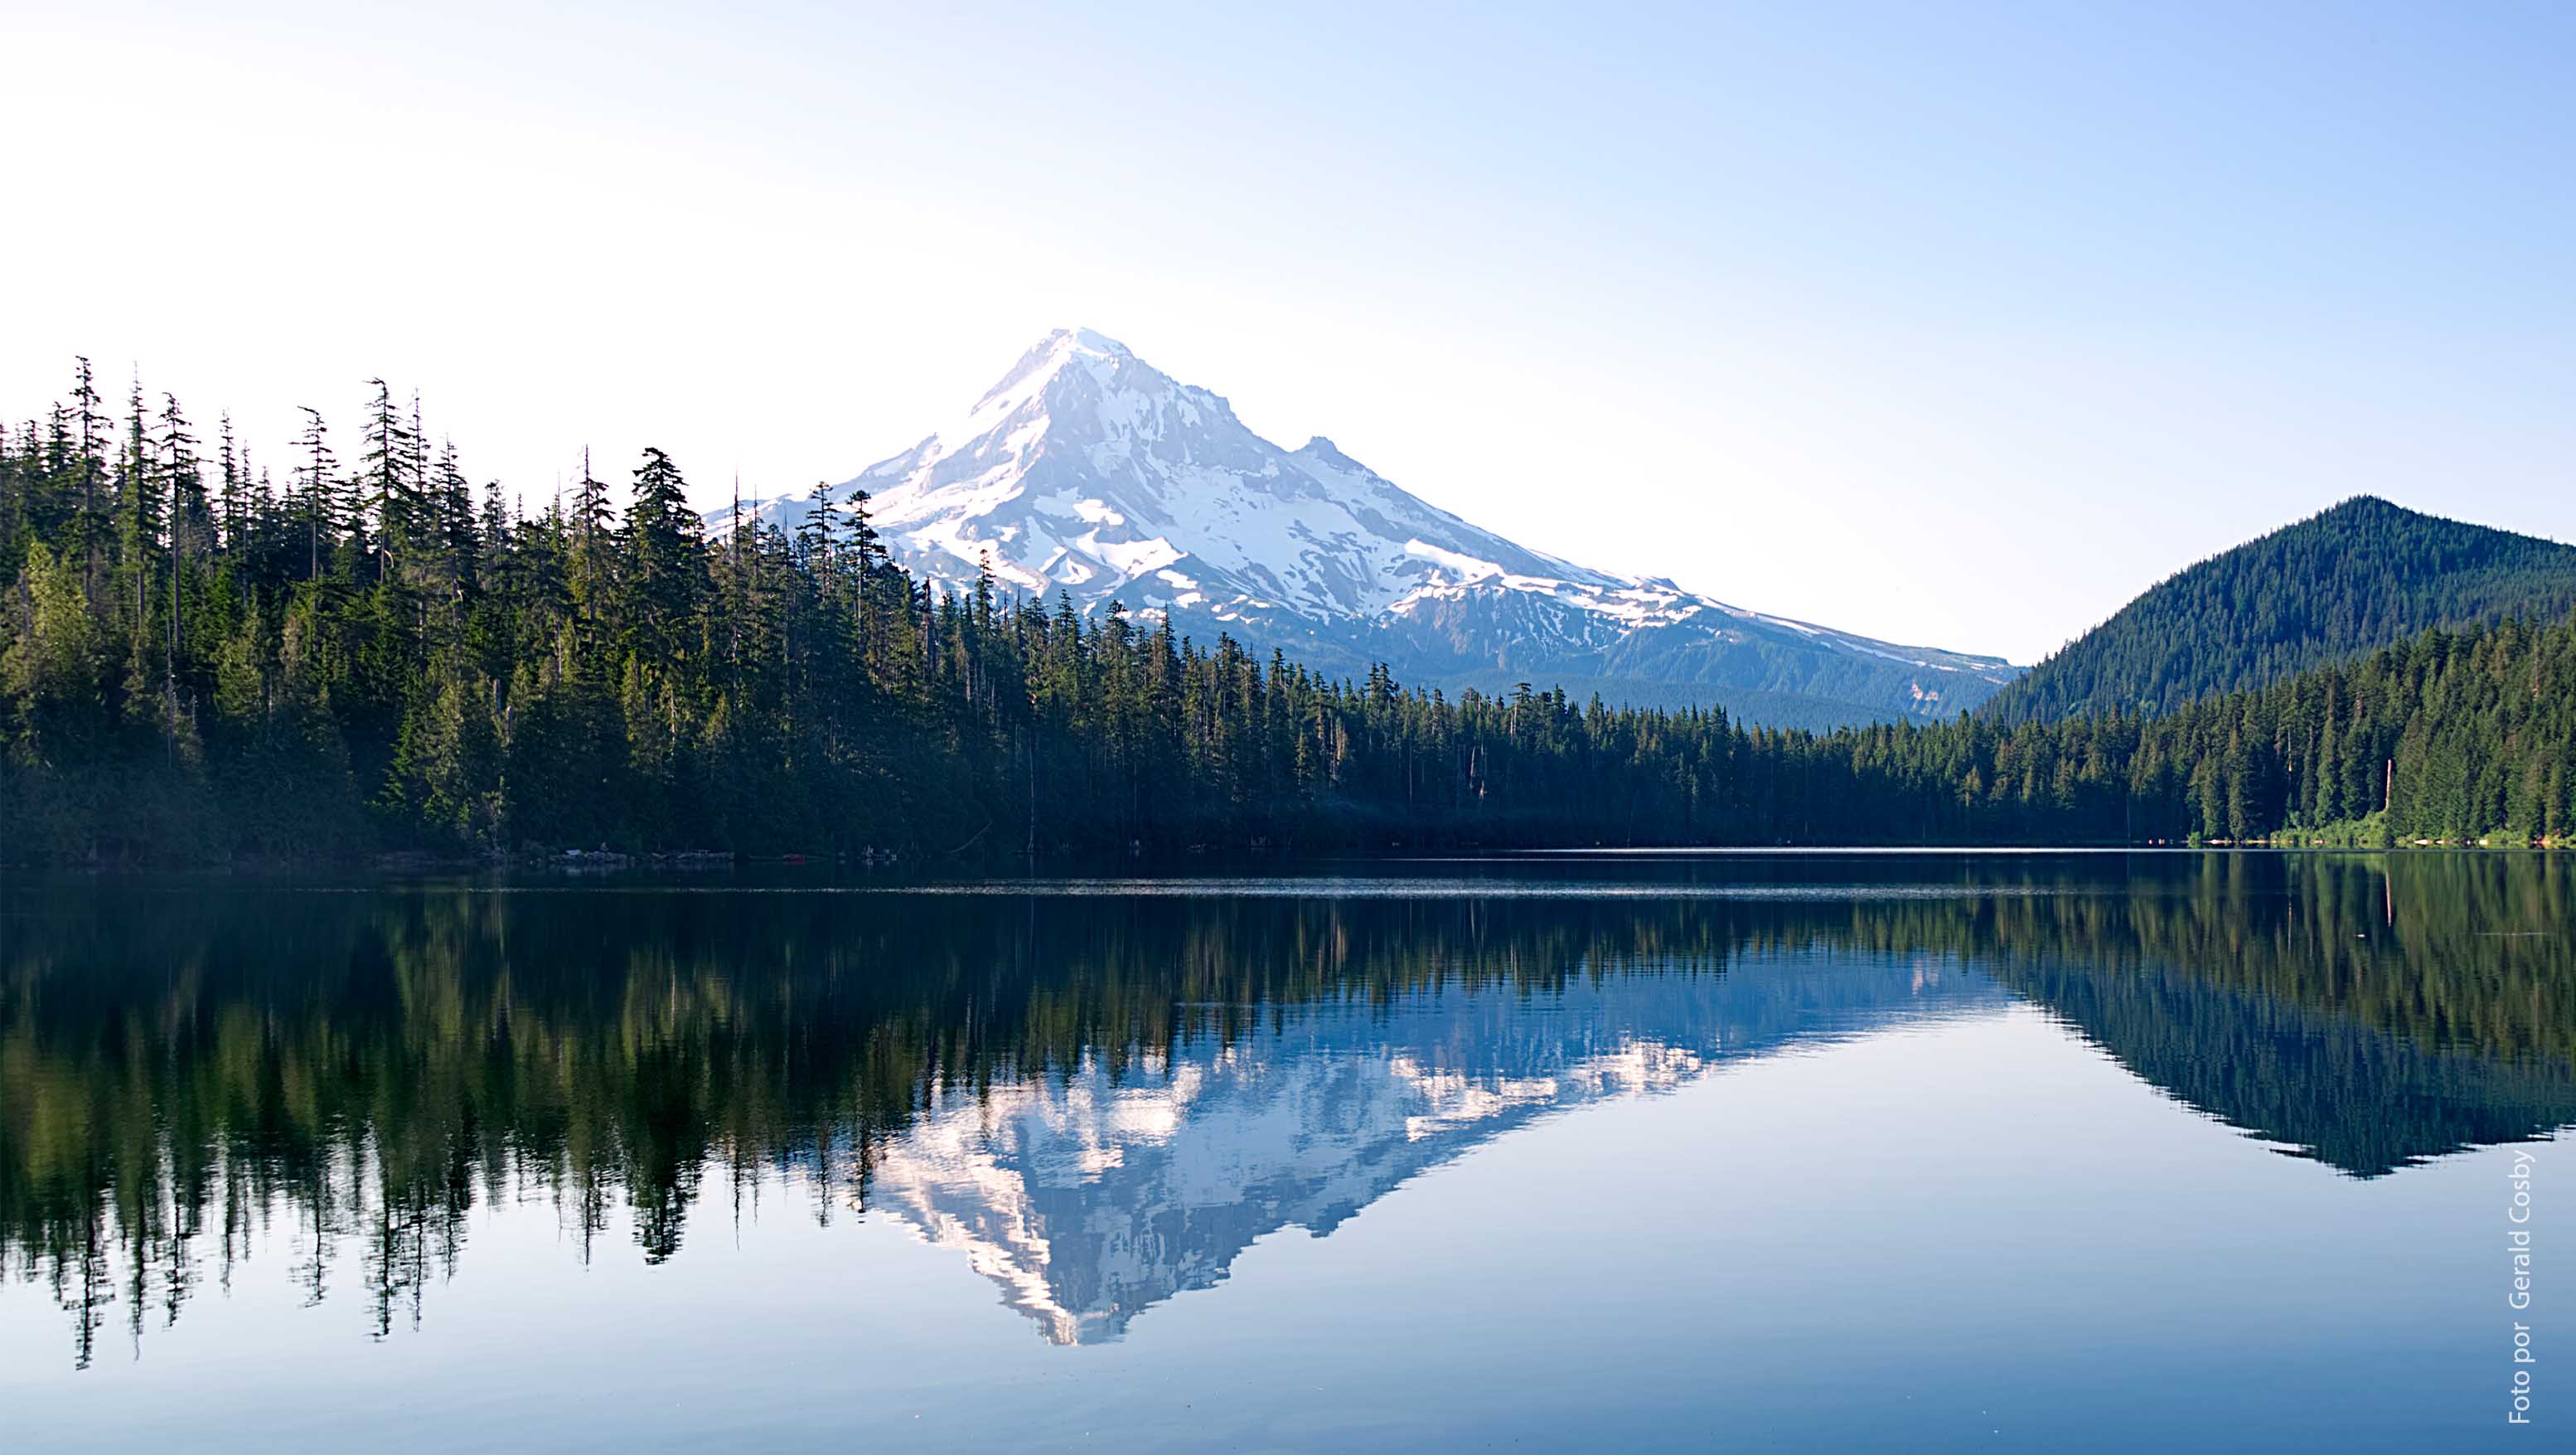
[2,362,2572,863]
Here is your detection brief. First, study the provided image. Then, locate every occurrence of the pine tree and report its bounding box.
[293,407,335,580]
[69,356,105,599]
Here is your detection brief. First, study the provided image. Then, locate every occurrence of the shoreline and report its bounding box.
[7,837,2571,880]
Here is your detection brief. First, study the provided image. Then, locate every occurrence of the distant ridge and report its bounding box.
[1982,497,2576,723]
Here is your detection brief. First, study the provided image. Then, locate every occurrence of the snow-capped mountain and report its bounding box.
[722,328,2020,726]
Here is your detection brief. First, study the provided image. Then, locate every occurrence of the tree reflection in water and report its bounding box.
[2,853,2569,1362]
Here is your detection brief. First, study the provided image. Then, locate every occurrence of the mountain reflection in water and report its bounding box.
[2,852,2569,1361]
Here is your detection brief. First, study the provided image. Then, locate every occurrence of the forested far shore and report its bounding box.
[2,363,2573,866]
[1978,494,2576,725]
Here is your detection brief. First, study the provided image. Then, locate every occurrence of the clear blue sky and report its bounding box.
[7,1,2569,662]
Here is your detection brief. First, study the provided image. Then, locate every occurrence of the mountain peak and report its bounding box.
[971,327,1153,418]
[1014,326,1135,368]
[1049,325,1132,359]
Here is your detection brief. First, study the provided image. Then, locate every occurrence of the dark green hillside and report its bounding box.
[1984,497,2576,723]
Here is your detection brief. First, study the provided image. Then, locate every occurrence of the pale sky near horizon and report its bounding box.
[6,2,2569,665]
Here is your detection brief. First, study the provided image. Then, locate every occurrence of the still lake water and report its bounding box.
[1,851,2565,1452]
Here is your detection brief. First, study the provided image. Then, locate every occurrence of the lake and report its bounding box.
[2,851,2565,1451]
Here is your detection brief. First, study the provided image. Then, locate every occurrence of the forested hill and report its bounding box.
[1982,497,2576,725]
[2,366,2572,863]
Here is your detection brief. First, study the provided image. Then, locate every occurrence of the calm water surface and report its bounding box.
[2,852,2567,1451]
